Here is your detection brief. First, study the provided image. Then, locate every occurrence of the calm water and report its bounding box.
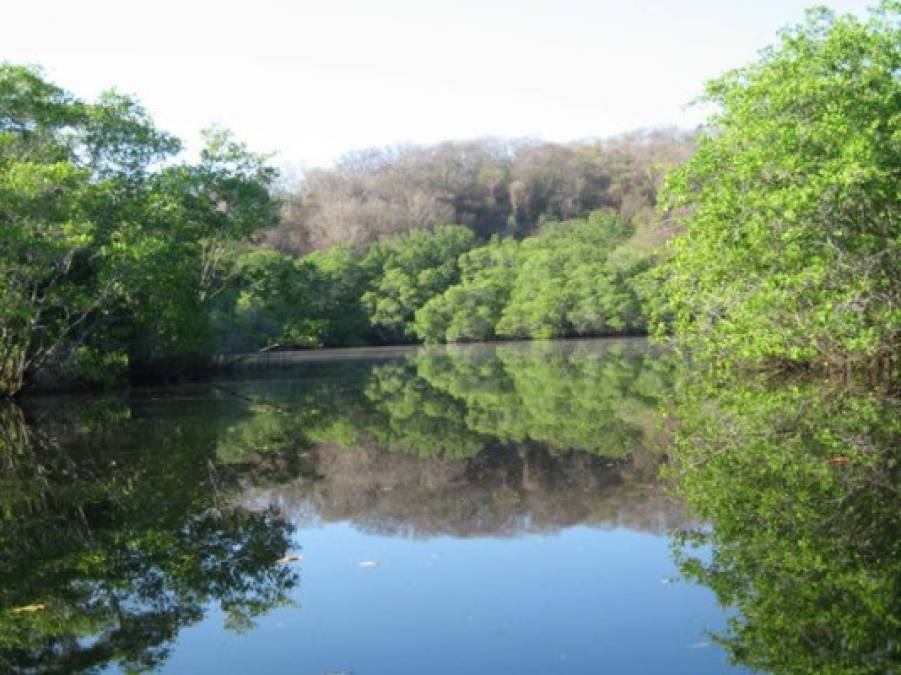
[2,339,897,674]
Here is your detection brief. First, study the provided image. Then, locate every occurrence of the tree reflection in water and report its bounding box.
[234,340,682,537]
[668,374,900,674]
[10,341,891,674]
[0,401,301,673]
[0,339,677,672]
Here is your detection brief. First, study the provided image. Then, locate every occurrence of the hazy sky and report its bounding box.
[1,0,874,168]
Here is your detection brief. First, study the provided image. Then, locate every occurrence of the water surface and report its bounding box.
[5,339,893,673]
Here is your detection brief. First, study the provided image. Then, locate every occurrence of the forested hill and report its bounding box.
[266,130,695,253]
[214,131,696,353]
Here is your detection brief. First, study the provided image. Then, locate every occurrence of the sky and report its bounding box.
[0,0,875,169]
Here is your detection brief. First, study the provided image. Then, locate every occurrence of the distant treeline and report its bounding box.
[267,131,694,253]
[214,210,667,352]
[211,129,695,352]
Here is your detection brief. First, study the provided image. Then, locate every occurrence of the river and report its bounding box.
[1,338,896,673]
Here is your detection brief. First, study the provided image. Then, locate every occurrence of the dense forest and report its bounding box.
[267,130,693,252]
[0,2,897,396]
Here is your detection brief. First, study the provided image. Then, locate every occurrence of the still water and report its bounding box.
[1,339,897,674]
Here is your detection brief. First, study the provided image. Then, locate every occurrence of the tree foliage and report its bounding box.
[360,224,478,341]
[414,211,658,342]
[413,237,522,343]
[207,210,665,351]
[659,4,900,371]
[0,65,278,395]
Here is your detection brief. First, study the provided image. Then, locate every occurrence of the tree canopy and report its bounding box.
[658,3,900,372]
[268,131,694,253]
[0,65,278,396]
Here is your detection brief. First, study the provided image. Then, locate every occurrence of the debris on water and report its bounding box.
[276,555,303,564]
[687,641,711,649]
[11,604,45,613]
[358,560,379,568]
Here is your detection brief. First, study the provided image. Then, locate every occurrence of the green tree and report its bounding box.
[0,66,179,394]
[361,225,477,340]
[495,211,637,338]
[117,127,278,378]
[0,66,278,394]
[412,212,659,343]
[413,237,521,343]
[211,248,326,352]
[305,244,379,346]
[659,4,900,372]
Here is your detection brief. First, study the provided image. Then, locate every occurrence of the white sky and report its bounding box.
[0,0,874,168]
